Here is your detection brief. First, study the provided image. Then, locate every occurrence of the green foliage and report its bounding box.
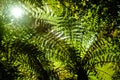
[0,0,120,80]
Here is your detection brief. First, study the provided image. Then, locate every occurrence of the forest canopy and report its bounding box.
[0,0,120,80]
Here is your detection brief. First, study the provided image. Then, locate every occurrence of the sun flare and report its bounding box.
[11,7,23,18]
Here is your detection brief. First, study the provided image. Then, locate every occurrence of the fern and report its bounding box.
[0,0,120,80]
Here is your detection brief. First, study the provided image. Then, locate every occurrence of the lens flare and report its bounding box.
[11,7,23,18]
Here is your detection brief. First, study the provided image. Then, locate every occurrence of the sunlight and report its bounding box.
[11,7,23,18]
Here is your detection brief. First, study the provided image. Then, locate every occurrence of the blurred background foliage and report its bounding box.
[0,0,120,80]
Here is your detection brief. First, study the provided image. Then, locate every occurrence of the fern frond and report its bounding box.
[82,36,111,63]
[86,52,120,67]
[22,1,61,24]
[10,39,51,80]
[40,30,70,60]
